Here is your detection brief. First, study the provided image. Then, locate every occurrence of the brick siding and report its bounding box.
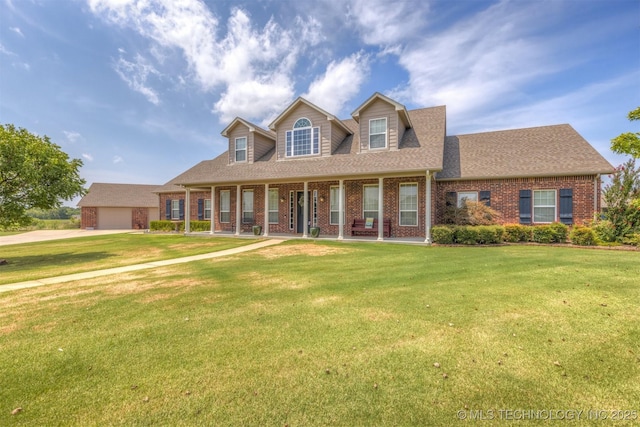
[81,207,97,229]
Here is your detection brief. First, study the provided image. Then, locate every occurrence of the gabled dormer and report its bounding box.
[221,118,275,165]
[351,92,413,153]
[269,97,352,160]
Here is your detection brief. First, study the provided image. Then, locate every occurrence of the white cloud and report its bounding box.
[88,1,325,123]
[0,42,15,56]
[82,153,94,162]
[113,155,124,164]
[64,130,82,143]
[113,54,160,105]
[10,27,24,37]
[303,52,370,115]
[348,0,427,46]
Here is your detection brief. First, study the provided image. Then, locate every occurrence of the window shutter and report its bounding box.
[179,199,185,220]
[445,192,457,207]
[559,188,573,225]
[197,199,204,220]
[519,190,532,224]
[479,191,491,206]
[165,199,171,220]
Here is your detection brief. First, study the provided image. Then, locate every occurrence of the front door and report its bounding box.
[296,191,306,233]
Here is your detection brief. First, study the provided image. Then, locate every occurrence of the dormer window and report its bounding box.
[369,117,387,149]
[235,137,247,162]
[286,118,319,157]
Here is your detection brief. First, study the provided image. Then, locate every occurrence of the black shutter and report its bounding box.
[446,192,457,207]
[179,199,185,220]
[197,199,204,220]
[519,190,532,224]
[559,188,573,225]
[479,191,491,207]
[165,199,171,220]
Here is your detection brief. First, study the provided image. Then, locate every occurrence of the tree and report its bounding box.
[602,158,640,241]
[0,124,86,229]
[610,107,640,159]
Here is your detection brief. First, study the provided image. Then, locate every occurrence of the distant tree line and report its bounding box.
[27,206,80,220]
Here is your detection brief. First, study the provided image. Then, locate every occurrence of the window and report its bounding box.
[363,185,379,220]
[171,199,180,220]
[220,191,230,223]
[534,190,556,223]
[204,199,211,220]
[457,191,478,207]
[235,137,247,162]
[369,118,387,149]
[268,189,279,224]
[330,186,344,225]
[286,118,319,157]
[399,183,418,226]
[242,190,254,223]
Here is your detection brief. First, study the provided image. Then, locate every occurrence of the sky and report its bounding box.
[1,0,639,206]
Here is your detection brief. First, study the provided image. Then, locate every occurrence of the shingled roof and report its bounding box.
[164,105,447,188]
[437,124,613,180]
[78,183,159,207]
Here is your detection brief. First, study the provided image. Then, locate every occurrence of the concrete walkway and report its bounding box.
[0,239,282,293]
[0,229,134,246]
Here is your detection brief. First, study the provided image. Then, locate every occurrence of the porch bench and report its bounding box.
[351,218,391,237]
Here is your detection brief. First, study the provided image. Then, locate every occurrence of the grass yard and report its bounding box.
[0,234,256,285]
[1,239,639,426]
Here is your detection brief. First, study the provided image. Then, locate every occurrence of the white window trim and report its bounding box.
[329,186,344,225]
[457,191,478,208]
[286,118,320,158]
[399,182,418,227]
[369,117,387,150]
[242,189,254,224]
[171,199,180,220]
[268,188,279,224]
[533,189,557,224]
[220,190,230,223]
[235,137,247,163]
[363,184,379,219]
[204,199,212,220]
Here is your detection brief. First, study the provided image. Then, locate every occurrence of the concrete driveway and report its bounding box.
[0,229,135,246]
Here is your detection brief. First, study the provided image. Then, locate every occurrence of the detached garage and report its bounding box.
[78,183,160,230]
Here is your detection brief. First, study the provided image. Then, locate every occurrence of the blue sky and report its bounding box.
[1,0,638,206]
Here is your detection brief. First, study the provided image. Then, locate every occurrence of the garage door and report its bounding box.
[97,208,132,229]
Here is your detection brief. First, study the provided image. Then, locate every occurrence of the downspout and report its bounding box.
[425,170,432,244]
[594,174,600,216]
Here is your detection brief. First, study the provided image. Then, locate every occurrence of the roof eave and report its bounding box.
[436,170,614,181]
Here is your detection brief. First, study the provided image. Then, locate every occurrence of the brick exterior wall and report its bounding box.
[81,207,97,229]
[434,175,601,225]
[131,208,149,229]
[158,174,602,237]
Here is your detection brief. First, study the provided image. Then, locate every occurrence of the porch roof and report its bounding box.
[165,105,446,188]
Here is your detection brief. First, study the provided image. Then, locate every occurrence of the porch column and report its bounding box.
[378,177,384,241]
[425,171,432,244]
[185,188,191,234]
[264,183,269,237]
[303,181,309,238]
[210,186,215,234]
[338,179,344,240]
[235,185,241,236]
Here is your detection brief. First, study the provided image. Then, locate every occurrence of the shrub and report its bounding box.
[150,220,177,232]
[602,159,640,242]
[548,222,569,243]
[431,226,455,244]
[531,225,555,244]
[592,219,618,243]
[476,225,504,244]
[189,221,212,232]
[454,226,479,245]
[503,224,532,242]
[570,226,597,246]
[443,200,502,226]
[622,233,640,247]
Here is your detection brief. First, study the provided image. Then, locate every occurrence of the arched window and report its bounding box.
[286,117,319,157]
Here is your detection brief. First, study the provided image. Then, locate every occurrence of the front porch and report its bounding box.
[185,230,430,245]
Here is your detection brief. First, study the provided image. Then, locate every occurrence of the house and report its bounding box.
[155,92,613,242]
[78,183,160,229]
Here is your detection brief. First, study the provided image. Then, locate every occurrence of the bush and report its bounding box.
[548,222,569,243]
[150,220,177,232]
[570,226,597,246]
[503,224,532,242]
[189,221,212,232]
[431,226,455,244]
[622,233,640,247]
[592,219,617,243]
[454,226,480,245]
[476,225,504,244]
[531,225,555,244]
[443,200,502,226]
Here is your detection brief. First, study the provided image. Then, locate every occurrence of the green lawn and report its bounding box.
[0,234,257,285]
[1,240,639,426]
